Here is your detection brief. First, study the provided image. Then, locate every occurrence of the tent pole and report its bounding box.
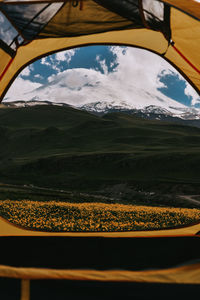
[20,279,30,300]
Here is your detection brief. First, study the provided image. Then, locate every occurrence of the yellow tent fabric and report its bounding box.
[1,263,200,284]
[0,0,199,238]
[0,0,200,101]
[163,0,200,19]
[1,1,200,291]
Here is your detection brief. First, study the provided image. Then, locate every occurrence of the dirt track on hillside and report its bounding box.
[178,195,200,206]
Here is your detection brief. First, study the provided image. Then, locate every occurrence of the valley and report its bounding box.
[0,103,200,231]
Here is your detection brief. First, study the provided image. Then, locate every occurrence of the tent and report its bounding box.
[0,1,200,299]
[0,0,200,101]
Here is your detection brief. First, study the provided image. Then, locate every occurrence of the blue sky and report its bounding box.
[4,45,200,112]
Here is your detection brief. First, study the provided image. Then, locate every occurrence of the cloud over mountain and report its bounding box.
[4,46,200,110]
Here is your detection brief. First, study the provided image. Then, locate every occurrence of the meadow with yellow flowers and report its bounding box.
[0,200,200,232]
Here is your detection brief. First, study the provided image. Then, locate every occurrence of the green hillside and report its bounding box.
[1,104,200,202]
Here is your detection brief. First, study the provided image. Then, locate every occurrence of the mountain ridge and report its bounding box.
[3,100,200,128]
[79,101,200,120]
[1,104,200,198]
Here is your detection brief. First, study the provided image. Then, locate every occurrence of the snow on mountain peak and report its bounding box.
[2,98,200,120]
[79,100,133,112]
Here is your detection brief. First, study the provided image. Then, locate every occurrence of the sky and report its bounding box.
[3,45,200,110]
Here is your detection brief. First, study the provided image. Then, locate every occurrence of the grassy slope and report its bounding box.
[0,105,200,195]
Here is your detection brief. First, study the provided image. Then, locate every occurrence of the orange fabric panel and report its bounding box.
[0,1,199,99]
[164,8,200,94]
[0,263,200,284]
[0,50,12,79]
[162,0,200,19]
[40,0,134,38]
[0,0,199,19]
[170,8,200,71]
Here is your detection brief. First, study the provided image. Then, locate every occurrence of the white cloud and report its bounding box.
[55,49,76,64]
[158,68,200,105]
[34,74,43,80]
[40,49,77,73]
[27,64,35,72]
[20,66,31,77]
[109,47,200,107]
[96,55,108,75]
[3,77,42,102]
[55,51,66,61]
[4,63,184,112]
[35,68,106,105]
[41,57,51,67]
[184,82,200,106]
[3,46,200,112]
[41,56,60,72]
[106,46,175,104]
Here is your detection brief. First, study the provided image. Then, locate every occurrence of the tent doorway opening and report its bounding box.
[1,45,200,233]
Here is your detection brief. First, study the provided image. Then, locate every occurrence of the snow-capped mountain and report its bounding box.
[79,101,200,120]
[2,99,200,121]
[79,101,133,113]
[2,100,71,108]
[141,105,200,120]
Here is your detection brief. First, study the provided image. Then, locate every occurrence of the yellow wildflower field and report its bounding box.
[0,200,200,232]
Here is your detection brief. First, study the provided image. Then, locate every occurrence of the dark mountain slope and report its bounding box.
[1,105,200,195]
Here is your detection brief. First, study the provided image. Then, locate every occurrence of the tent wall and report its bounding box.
[165,8,200,94]
[162,0,200,20]
[0,1,200,101]
[0,0,199,20]
[0,50,12,80]
[0,28,168,101]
